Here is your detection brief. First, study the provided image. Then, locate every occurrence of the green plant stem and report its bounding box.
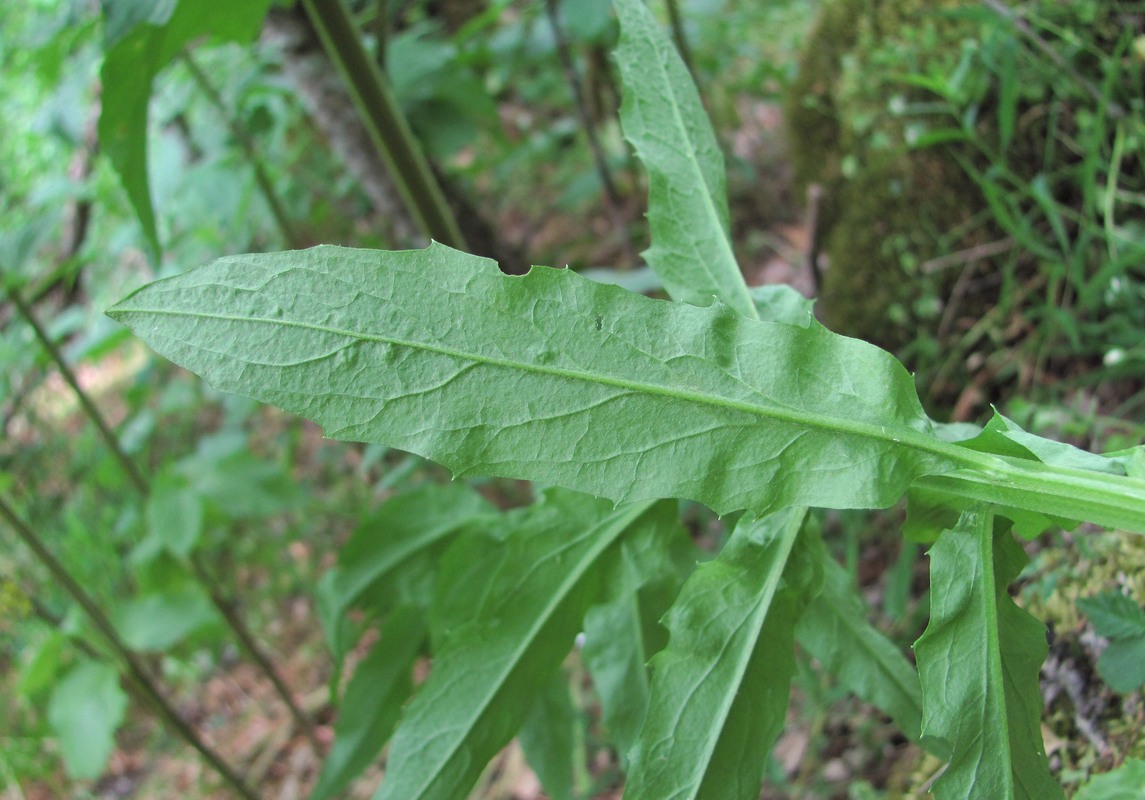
[663,0,697,85]
[7,282,321,751]
[5,285,150,496]
[179,51,303,249]
[919,456,1145,536]
[0,495,260,800]
[300,0,467,249]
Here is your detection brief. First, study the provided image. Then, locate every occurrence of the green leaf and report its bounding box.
[98,0,272,256]
[1078,591,1145,641]
[519,670,581,800]
[373,492,661,800]
[624,508,806,800]
[107,244,959,518]
[581,504,691,756]
[1092,636,1145,693]
[613,0,756,319]
[114,585,220,651]
[914,507,1061,800]
[310,606,425,800]
[146,472,203,558]
[17,630,66,697]
[1075,758,1145,800]
[795,529,923,742]
[1079,590,1145,692]
[47,661,129,780]
[750,285,815,327]
[317,482,492,670]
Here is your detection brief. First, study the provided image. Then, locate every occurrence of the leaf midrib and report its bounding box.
[395,500,652,800]
[123,307,968,466]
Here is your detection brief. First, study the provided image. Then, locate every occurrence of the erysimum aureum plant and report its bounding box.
[108,1,1145,797]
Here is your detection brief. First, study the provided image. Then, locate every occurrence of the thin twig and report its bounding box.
[664,0,697,86]
[6,282,320,751]
[5,286,149,495]
[180,51,303,249]
[301,0,468,248]
[544,0,636,264]
[0,496,260,800]
[921,237,1014,274]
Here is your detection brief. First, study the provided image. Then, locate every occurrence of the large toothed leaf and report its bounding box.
[373,492,664,800]
[614,0,755,319]
[914,507,1061,800]
[108,244,958,517]
[796,529,923,742]
[623,507,807,800]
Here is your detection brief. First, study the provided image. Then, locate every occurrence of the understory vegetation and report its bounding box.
[2,1,1144,798]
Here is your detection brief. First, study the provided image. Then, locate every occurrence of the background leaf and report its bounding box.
[582,502,692,757]
[1075,758,1145,800]
[113,585,220,651]
[623,508,805,800]
[795,527,924,742]
[374,493,663,800]
[310,606,425,800]
[317,482,492,673]
[518,670,581,800]
[914,507,1061,800]
[47,661,129,780]
[98,0,272,255]
[108,244,955,518]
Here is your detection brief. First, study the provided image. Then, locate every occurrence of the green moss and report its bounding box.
[785,0,991,352]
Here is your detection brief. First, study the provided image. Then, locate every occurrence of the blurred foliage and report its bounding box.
[1,0,1142,796]
[786,0,1145,414]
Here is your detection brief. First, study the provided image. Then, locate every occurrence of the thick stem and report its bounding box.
[180,51,303,249]
[0,495,259,800]
[7,283,320,749]
[300,0,467,249]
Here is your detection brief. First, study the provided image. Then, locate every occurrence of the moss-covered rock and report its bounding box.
[786,0,1145,405]
[786,0,989,353]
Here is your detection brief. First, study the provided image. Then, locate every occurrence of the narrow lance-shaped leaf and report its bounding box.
[795,528,924,742]
[624,507,807,800]
[310,606,426,800]
[316,482,493,672]
[518,670,582,800]
[614,0,756,319]
[99,0,273,256]
[373,492,666,800]
[914,507,1062,800]
[108,244,962,517]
